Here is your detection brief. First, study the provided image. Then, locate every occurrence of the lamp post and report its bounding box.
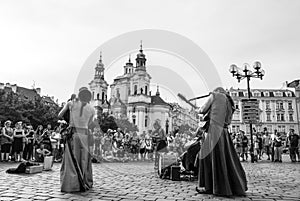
[229,61,265,163]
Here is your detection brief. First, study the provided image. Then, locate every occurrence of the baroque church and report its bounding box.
[89,44,172,134]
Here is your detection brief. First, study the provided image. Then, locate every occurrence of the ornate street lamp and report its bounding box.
[229,61,265,163]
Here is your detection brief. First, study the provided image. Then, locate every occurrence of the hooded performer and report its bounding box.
[196,87,247,196]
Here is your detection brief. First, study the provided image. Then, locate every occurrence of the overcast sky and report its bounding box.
[0,0,299,104]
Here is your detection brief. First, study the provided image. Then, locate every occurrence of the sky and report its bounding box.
[0,0,299,105]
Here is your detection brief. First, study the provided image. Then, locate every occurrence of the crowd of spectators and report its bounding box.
[231,127,300,163]
[0,119,198,163]
[0,120,63,163]
[92,128,197,162]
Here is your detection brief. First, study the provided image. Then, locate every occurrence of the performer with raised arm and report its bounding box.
[196,87,247,196]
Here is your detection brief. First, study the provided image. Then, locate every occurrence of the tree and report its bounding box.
[0,89,60,128]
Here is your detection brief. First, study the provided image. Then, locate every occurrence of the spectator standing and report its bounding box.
[130,131,140,160]
[233,133,242,158]
[23,125,35,161]
[51,126,61,162]
[41,125,53,153]
[287,129,300,162]
[240,131,248,161]
[0,120,14,162]
[12,122,25,162]
[34,125,44,158]
[273,131,283,162]
[262,128,272,160]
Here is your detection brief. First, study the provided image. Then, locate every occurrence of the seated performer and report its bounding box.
[196,87,247,196]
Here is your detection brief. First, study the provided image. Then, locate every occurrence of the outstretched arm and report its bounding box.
[58,101,71,118]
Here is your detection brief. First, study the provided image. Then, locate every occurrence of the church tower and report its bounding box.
[124,55,134,75]
[89,51,109,116]
[135,41,147,71]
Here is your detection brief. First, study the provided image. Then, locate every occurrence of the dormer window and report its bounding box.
[275,92,282,97]
[264,92,269,97]
[253,91,260,97]
[231,92,237,97]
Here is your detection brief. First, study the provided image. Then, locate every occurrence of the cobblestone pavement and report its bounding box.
[0,154,299,201]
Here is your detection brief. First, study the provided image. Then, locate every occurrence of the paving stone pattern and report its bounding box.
[0,155,299,201]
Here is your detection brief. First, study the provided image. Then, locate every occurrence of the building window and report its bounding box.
[280,114,285,121]
[145,86,148,95]
[132,116,136,125]
[128,89,131,95]
[254,92,260,97]
[92,92,95,100]
[231,92,237,97]
[277,113,280,121]
[266,101,270,110]
[264,92,269,97]
[97,93,100,100]
[289,114,294,122]
[235,101,239,110]
[102,92,105,103]
[116,88,120,97]
[286,92,291,97]
[288,101,293,110]
[276,102,284,110]
[145,116,148,127]
[145,108,148,114]
[133,106,136,113]
[134,85,137,95]
[266,113,271,121]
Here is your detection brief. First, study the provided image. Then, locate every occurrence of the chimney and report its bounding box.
[35,88,41,95]
[11,84,17,93]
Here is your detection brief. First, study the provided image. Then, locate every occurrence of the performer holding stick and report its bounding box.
[178,88,247,196]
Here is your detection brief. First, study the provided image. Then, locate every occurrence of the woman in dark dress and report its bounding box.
[13,122,25,162]
[196,87,247,196]
[58,88,95,192]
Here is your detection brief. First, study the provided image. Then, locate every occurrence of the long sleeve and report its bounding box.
[197,94,213,114]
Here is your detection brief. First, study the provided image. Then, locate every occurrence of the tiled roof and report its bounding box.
[16,87,39,100]
[151,95,169,106]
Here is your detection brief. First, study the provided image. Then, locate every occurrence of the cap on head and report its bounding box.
[4,120,12,126]
[213,87,227,94]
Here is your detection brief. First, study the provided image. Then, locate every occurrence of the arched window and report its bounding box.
[134,85,137,95]
[132,115,136,125]
[145,116,148,127]
[145,86,148,95]
[102,92,105,104]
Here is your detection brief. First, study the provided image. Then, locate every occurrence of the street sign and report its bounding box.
[241,99,260,124]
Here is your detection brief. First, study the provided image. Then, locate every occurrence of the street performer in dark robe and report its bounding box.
[196,87,247,196]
